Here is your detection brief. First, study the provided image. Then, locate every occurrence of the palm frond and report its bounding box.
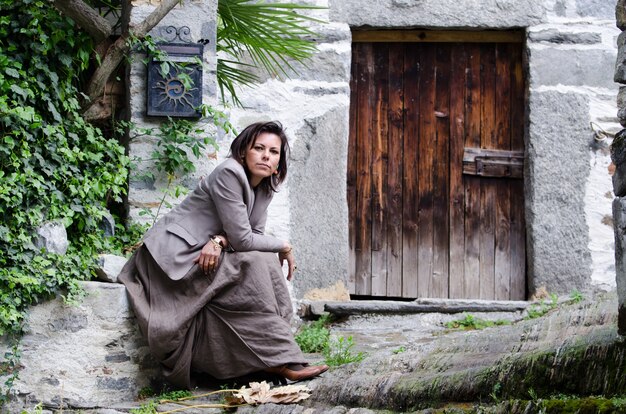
[216,59,259,107]
[216,0,324,105]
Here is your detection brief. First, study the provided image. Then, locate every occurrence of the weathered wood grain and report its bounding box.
[402,43,420,298]
[371,43,390,296]
[347,45,359,294]
[354,43,374,295]
[479,44,497,300]
[463,43,482,299]
[432,44,451,298]
[386,43,405,297]
[448,46,467,299]
[417,44,436,298]
[348,34,526,300]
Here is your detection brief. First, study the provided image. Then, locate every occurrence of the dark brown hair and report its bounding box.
[229,121,290,193]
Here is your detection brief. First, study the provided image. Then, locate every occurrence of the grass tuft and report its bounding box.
[295,314,366,366]
[445,314,511,330]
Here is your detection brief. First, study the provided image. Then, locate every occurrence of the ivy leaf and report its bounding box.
[58,54,72,67]
[160,61,170,78]
[13,106,36,122]
[10,84,29,99]
[5,67,19,78]
[46,101,62,122]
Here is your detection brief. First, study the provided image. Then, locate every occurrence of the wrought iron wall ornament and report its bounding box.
[146,28,204,118]
[160,25,193,43]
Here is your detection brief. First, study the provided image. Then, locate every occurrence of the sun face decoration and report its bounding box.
[152,72,197,110]
[146,43,204,118]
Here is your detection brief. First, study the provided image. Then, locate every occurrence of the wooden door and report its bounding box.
[347,31,526,300]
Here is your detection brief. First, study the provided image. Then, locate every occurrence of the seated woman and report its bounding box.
[118,121,328,388]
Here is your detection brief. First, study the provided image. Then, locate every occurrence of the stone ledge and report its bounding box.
[302,298,530,317]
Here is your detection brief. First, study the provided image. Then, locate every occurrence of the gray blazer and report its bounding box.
[143,158,285,280]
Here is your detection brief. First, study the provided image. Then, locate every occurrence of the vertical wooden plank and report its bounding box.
[479,43,497,300]
[417,43,436,298]
[448,44,467,299]
[402,43,420,298]
[494,42,512,300]
[386,43,405,297]
[432,43,451,298]
[347,44,359,295]
[354,43,374,295]
[463,43,482,299]
[509,42,526,300]
[371,43,390,296]
[510,180,525,299]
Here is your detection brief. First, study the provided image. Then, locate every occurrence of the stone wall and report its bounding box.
[125,0,351,300]
[184,1,353,300]
[329,0,619,296]
[127,0,218,223]
[2,282,160,412]
[125,0,620,298]
[613,0,626,334]
[526,1,619,293]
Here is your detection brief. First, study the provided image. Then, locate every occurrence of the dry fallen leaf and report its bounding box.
[230,381,311,405]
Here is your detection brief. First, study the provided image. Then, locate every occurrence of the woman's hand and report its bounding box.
[193,237,223,274]
[278,244,297,281]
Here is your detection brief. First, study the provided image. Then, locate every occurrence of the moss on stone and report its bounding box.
[384,330,626,412]
[541,397,620,413]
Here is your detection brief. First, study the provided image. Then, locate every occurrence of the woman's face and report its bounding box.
[245,132,282,187]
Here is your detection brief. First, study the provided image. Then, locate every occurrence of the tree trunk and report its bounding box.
[51,0,184,120]
[52,0,113,44]
[82,0,183,118]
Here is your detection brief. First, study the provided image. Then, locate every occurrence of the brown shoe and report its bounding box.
[265,364,329,382]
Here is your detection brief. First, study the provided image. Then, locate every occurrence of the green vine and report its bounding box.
[118,102,233,224]
[0,0,129,332]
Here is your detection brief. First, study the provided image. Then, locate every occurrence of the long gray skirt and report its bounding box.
[117,245,307,388]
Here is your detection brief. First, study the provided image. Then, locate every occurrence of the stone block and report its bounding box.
[618,0,626,30]
[293,84,350,96]
[96,254,129,283]
[302,281,351,302]
[290,107,350,298]
[530,47,616,89]
[4,282,160,412]
[613,197,626,334]
[528,29,601,44]
[302,22,352,44]
[618,87,626,127]
[329,0,544,29]
[526,90,592,294]
[575,0,618,19]
[35,221,68,255]
[616,31,626,84]
[240,46,351,84]
[613,130,626,197]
